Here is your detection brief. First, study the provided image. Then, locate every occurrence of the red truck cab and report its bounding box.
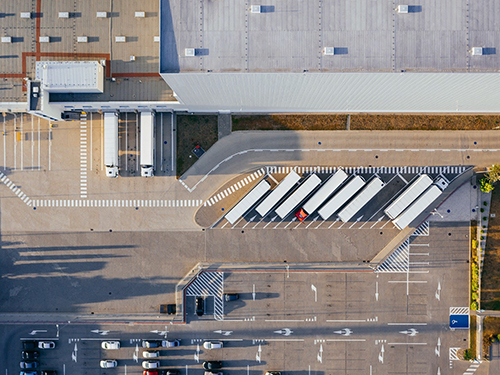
[295,208,308,222]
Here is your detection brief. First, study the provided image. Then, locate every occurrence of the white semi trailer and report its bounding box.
[104,112,119,177]
[140,112,156,177]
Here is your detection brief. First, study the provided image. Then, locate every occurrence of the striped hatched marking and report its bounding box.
[0,171,32,206]
[449,307,469,316]
[185,271,224,321]
[376,240,410,273]
[410,221,430,237]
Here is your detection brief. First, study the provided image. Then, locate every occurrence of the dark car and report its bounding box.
[22,351,39,360]
[224,293,239,302]
[22,341,37,350]
[160,371,179,375]
[41,371,57,375]
[203,362,222,370]
[159,304,176,315]
[142,340,162,349]
[20,361,38,369]
[196,297,204,316]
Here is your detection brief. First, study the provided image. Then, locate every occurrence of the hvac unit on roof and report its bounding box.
[96,11,108,18]
[20,12,31,19]
[471,47,483,55]
[135,11,145,18]
[185,48,196,57]
[115,36,126,43]
[251,5,262,13]
[323,47,334,56]
[1,37,12,43]
[154,36,160,42]
[77,36,88,43]
[39,36,50,43]
[397,5,409,13]
[58,12,69,18]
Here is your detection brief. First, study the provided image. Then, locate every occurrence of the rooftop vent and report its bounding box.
[1,37,12,43]
[397,5,409,13]
[20,12,31,19]
[96,11,108,18]
[323,47,334,56]
[58,12,69,18]
[135,11,145,18]
[185,48,196,57]
[471,47,483,56]
[154,36,160,43]
[77,36,88,43]
[115,36,126,43]
[39,36,50,43]
[251,5,262,13]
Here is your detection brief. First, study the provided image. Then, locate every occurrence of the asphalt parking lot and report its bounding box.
[0,222,472,374]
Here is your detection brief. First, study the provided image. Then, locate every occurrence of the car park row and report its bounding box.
[20,341,56,375]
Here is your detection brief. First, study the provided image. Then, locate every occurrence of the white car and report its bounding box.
[143,350,159,358]
[203,341,223,350]
[38,341,55,349]
[102,341,120,350]
[142,361,160,369]
[100,360,118,368]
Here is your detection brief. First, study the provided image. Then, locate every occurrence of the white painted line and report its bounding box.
[387,342,427,345]
[265,319,304,322]
[326,339,366,342]
[265,339,304,342]
[387,323,427,326]
[388,281,427,283]
[326,320,366,323]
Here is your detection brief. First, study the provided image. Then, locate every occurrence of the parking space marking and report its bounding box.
[32,199,202,208]
[376,240,409,273]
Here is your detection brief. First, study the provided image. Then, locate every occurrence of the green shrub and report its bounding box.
[481,178,495,193]
[471,301,478,310]
[472,292,478,301]
[481,230,484,234]
[483,225,487,229]
[484,201,488,206]
[472,239,478,249]
[481,208,485,213]
[481,236,485,240]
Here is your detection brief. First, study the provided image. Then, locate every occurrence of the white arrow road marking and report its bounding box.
[378,344,384,364]
[252,285,256,301]
[435,337,441,357]
[133,344,139,362]
[90,329,110,335]
[72,343,77,362]
[399,328,418,336]
[437,367,440,375]
[435,282,441,301]
[56,325,59,338]
[334,328,353,336]
[375,282,379,302]
[256,344,262,363]
[29,330,47,335]
[214,330,233,336]
[150,330,159,333]
[317,343,323,363]
[274,328,293,336]
[194,344,200,363]
[311,284,317,302]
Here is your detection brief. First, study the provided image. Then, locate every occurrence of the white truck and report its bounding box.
[318,175,365,220]
[140,112,156,177]
[104,112,119,177]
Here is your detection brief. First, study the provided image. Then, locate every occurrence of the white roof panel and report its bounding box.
[35,61,104,93]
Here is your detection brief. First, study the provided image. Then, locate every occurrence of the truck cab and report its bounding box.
[106,166,118,178]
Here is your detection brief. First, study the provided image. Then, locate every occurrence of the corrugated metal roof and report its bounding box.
[162,72,500,113]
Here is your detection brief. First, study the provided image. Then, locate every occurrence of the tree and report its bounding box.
[480,178,494,193]
[487,164,500,183]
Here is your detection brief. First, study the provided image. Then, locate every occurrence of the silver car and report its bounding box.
[100,360,117,368]
[203,341,223,350]
[142,361,160,369]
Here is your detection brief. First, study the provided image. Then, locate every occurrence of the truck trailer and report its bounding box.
[140,112,156,177]
[104,112,119,177]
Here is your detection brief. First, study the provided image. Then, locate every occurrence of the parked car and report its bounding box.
[102,341,120,350]
[163,339,180,348]
[196,297,204,316]
[224,293,239,302]
[22,342,37,350]
[143,371,159,375]
[20,372,38,375]
[38,341,55,349]
[20,362,38,369]
[142,361,160,369]
[100,360,117,368]
[205,372,223,375]
[142,340,162,348]
[203,362,222,370]
[160,371,179,375]
[143,351,159,358]
[203,341,223,350]
[265,372,281,375]
[21,351,39,360]
[41,371,57,375]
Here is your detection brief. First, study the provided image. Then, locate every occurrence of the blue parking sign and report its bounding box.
[450,314,469,329]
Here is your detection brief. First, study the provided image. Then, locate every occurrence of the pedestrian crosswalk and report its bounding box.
[376,239,410,273]
[462,362,480,374]
[80,113,88,198]
[185,271,224,321]
[204,168,265,207]
[264,165,468,176]
[0,170,32,206]
[32,199,202,208]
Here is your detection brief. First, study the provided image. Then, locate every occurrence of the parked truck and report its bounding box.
[104,112,119,177]
[140,112,156,177]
